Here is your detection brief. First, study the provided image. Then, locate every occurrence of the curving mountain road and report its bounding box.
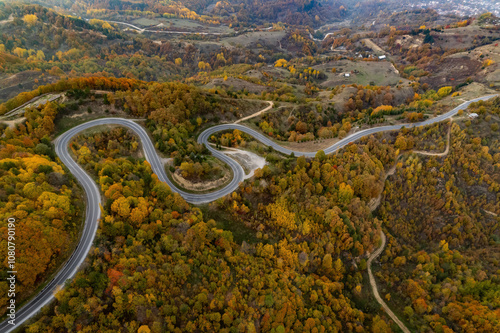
[0,94,496,332]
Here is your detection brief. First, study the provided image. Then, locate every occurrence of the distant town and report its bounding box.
[410,0,500,16]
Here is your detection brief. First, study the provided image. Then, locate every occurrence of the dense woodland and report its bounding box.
[0,3,266,87]
[29,0,351,27]
[0,75,498,333]
[0,100,83,314]
[13,89,498,332]
[24,114,394,333]
[375,99,500,332]
[0,1,499,332]
[0,2,498,106]
[0,77,235,317]
[244,84,453,143]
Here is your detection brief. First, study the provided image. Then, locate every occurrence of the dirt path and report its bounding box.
[0,14,13,25]
[367,166,411,333]
[366,122,453,332]
[368,231,411,333]
[369,122,452,211]
[413,124,451,157]
[234,101,273,124]
[485,210,498,217]
[368,163,397,211]
[368,165,410,332]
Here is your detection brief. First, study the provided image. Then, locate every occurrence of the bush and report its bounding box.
[437,86,453,98]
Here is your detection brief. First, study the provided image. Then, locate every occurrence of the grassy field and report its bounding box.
[221,31,286,49]
[314,59,408,87]
[131,17,234,34]
[432,25,499,50]
[131,17,160,26]
[435,82,497,111]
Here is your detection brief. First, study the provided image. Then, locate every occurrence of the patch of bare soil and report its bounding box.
[394,34,423,49]
[422,57,482,89]
[172,170,231,192]
[0,117,25,129]
[450,43,500,87]
[160,157,173,165]
[244,69,264,80]
[224,148,266,179]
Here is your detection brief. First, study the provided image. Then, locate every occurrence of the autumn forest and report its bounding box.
[0,1,499,333]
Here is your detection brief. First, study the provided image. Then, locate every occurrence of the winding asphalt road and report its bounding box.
[0,94,496,332]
